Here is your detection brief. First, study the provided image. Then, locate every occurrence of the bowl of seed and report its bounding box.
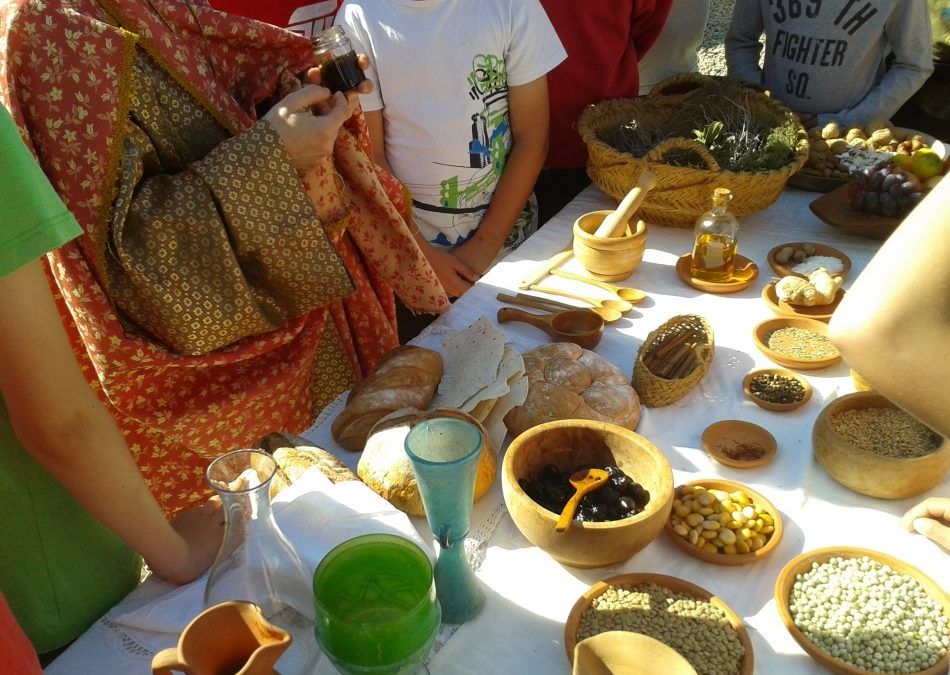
[812,392,949,499]
[565,573,754,674]
[665,479,783,565]
[702,420,778,468]
[776,547,950,675]
[743,368,812,412]
[753,317,841,370]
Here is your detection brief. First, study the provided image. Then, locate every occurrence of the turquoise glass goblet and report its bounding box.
[404,417,485,624]
[313,534,440,674]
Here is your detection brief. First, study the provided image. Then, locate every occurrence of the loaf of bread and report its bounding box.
[256,432,357,500]
[504,343,640,438]
[331,346,444,452]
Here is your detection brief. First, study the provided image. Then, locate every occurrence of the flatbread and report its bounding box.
[483,371,529,452]
[458,345,524,413]
[432,317,507,409]
[468,397,498,423]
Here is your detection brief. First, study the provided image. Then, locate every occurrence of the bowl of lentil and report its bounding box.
[702,419,778,467]
[812,392,949,499]
[767,242,852,279]
[753,317,841,370]
[665,479,783,565]
[775,547,950,675]
[502,420,674,568]
[564,573,754,674]
[761,280,846,322]
[742,368,812,412]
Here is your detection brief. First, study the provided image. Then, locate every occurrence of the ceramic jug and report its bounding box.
[150,601,291,675]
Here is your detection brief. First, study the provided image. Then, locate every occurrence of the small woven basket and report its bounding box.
[578,74,808,228]
[633,315,715,407]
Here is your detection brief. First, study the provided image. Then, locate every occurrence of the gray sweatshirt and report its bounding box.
[638,0,711,94]
[726,0,934,125]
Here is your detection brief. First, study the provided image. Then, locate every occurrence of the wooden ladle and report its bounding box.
[551,269,647,304]
[497,307,604,349]
[529,284,634,313]
[556,468,609,532]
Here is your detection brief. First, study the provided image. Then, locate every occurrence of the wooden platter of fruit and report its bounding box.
[809,135,949,239]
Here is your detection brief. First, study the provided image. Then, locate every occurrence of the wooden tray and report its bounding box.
[775,547,950,675]
[742,369,812,412]
[664,478,783,565]
[788,171,847,193]
[564,572,754,674]
[766,242,852,279]
[762,281,844,322]
[702,421,778,468]
[752,317,841,370]
[809,185,900,241]
[675,253,759,294]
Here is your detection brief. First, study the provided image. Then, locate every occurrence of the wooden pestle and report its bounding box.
[592,171,657,239]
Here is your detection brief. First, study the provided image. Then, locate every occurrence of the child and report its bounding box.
[638,0,710,95]
[337,0,566,297]
[726,0,933,126]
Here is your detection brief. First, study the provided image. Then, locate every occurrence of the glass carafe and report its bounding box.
[690,187,739,282]
[204,449,318,673]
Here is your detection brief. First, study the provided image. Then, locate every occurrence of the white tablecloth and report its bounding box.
[49,185,949,674]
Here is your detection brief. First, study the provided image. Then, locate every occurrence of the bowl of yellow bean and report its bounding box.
[664,479,783,566]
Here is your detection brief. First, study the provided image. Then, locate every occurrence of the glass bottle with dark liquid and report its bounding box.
[311,26,366,94]
[690,188,739,282]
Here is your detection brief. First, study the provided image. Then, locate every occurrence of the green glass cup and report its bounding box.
[313,534,441,674]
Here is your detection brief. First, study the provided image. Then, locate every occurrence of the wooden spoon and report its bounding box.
[529,284,634,313]
[497,307,604,349]
[496,292,623,323]
[555,468,610,532]
[551,269,647,304]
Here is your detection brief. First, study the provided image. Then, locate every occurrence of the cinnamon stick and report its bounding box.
[670,348,698,379]
[656,343,691,378]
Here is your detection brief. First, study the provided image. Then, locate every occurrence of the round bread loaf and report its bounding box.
[503,343,640,438]
[358,408,497,516]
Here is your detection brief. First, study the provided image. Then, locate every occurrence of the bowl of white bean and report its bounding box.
[775,547,950,675]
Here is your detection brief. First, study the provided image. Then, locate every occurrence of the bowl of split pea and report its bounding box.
[752,317,841,370]
[812,392,950,499]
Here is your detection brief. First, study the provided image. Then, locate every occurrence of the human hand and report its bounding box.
[148,497,225,584]
[426,246,478,298]
[305,53,374,109]
[451,237,498,278]
[901,497,950,552]
[264,85,355,172]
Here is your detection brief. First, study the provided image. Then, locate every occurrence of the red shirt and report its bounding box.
[540,0,672,169]
[0,593,41,675]
[209,0,342,36]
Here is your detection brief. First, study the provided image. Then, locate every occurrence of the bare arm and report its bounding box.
[829,177,950,438]
[363,108,394,174]
[452,75,551,274]
[725,0,765,87]
[0,260,223,584]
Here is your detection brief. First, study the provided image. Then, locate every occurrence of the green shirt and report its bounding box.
[0,103,141,653]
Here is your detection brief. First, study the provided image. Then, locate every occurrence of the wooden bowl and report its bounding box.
[702,420,778,468]
[761,280,845,322]
[664,479,783,565]
[775,547,950,675]
[752,317,841,370]
[767,242,852,279]
[564,572,754,673]
[675,254,759,294]
[812,392,950,499]
[573,211,647,282]
[810,185,900,241]
[501,420,674,568]
[850,369,874,392]
[572,632,697,675]
[742,369,812,412]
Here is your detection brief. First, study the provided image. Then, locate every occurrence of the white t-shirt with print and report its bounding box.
[337,0,566,250]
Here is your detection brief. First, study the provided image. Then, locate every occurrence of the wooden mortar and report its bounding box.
[573,212,647,282]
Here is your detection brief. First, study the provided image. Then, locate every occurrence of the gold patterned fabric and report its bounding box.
[106,51,355,355]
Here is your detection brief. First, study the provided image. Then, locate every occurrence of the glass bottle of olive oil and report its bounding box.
[690,188,739,282]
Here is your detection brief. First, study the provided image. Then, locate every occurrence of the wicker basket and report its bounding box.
[633,315,715,407]
[579,74,809,228]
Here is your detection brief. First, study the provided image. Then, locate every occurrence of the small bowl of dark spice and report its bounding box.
[753,317,841,370]
[813,392,950,499]
[702,420,777,469]
[743,368,812,412]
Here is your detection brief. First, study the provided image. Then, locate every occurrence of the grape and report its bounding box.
[866,191,881,212]
[868,171,885,190]
[882,173,902,192]
[908,192,925,208]
[852,191,868,211]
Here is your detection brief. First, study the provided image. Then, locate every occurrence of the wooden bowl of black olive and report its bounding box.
[502,419,674,568]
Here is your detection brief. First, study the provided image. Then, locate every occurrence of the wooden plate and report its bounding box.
[742,369,812,412]
[761,281,845,322]
[767,242,852,279]
[775,547,950,675]
[702,420,778,468]
[788,171,847,193]
[664,478,783,566]
[752,317,841,370]
[564,572,754,674]
[675,253,759,294]
[809,184,900,241]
